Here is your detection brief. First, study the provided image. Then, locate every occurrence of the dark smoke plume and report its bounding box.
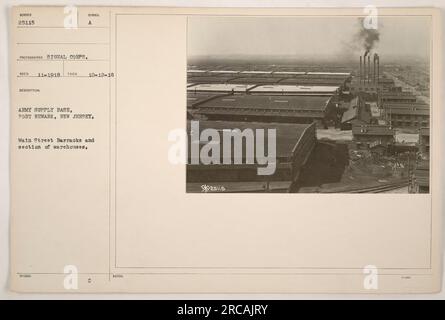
[356,17,380,54]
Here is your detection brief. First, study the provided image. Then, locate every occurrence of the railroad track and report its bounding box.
[323,180,410,193]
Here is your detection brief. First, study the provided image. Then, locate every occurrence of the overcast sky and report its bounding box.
[188,16,430,60]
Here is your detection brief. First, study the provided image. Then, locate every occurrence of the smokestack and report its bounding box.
[354,18,380,84]
[373,53,376,85]
[363,51,369,84]
[376,54,380,89]
[363,53,366,85]
[359,56,362,83]
[367,55,371,84]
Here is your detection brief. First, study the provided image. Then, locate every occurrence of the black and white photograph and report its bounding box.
[3,4,443,298]
[186,15,431,193]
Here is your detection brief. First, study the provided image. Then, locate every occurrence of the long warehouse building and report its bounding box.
[186,120,317,193]
[194,94,336,127]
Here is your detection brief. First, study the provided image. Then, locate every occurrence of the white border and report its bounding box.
[1,0,444,299]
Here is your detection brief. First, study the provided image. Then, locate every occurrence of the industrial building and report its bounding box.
[249,85,340,96]
[378,78,396,90]
[381,92,417,103]
[352,123,395,151]
[349,79,379,95]
[385,107,429,129]
[187,69,351,89]
[195,94,336,127]
[240,70,273,75]
[187,76,235,84]
[340,96,372,130]
[187,92,228,109]
[383,101,429,110]
[412,127,430,193]
[278,76,349,88]
[186,120,317,192]
[347,53,431,132]
[187,83,256,93]
[228,77,282,85]
[419,127,430,155]
[382,101,429,129]
[272,71,306,77]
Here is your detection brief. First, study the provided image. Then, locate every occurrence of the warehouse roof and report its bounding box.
[187,83,256,92]
[341,105,358,123]
[198,108,326,119]
[250,85,339,94]
[188,69,207,73]
[228,77,281,85]
[187,120,314,159]
[187,76,239,84]
[240,70,273,74]
[187,93,227,108]
[278,77,347,85]
[199,94,332,111]
[209,70,240,74]
[273,71,306,75]
[307,72,351,76]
